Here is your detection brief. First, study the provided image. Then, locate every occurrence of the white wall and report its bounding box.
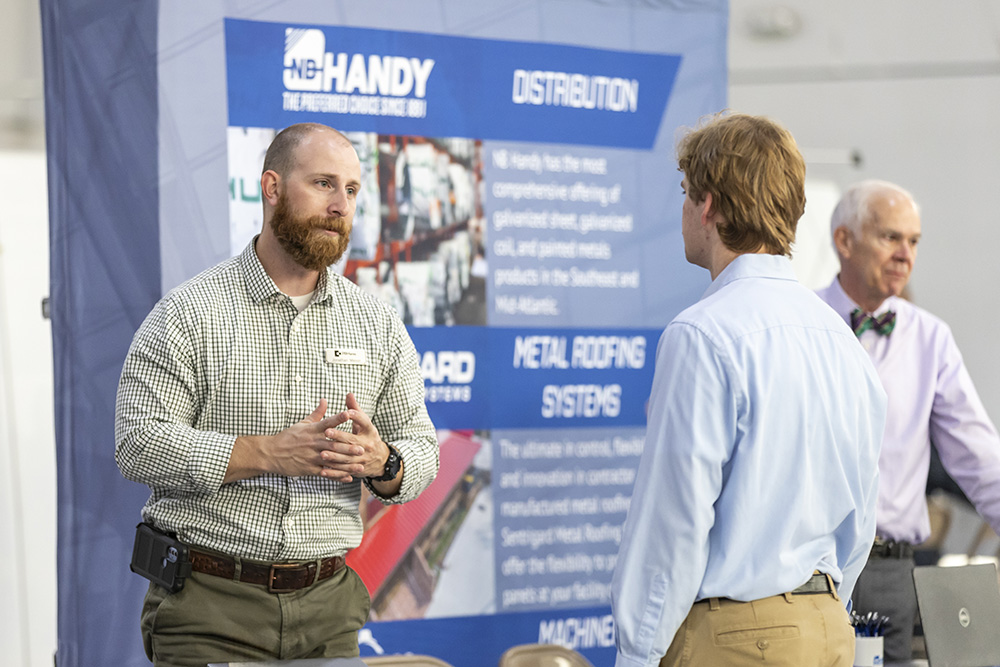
[729,0,1000,427]
[0,150,56,666]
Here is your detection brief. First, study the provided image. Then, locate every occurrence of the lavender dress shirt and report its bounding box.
[817,278,1000,544]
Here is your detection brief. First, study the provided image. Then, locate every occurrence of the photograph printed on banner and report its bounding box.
[227,127,487,327]
[349,428,495,621]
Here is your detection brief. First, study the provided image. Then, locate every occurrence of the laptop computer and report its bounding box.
[913,563,1000,667]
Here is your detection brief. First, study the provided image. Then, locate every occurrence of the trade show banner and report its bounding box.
[43,2,727,665]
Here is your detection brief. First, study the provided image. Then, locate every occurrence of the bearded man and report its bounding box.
[115,123,439,666]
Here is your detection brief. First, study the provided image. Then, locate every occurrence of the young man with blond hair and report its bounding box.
[612,113,887,667]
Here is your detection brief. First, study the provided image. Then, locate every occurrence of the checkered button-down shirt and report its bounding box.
[115,240,439,560]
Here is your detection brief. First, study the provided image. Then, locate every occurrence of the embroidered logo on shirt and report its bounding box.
[325,348,367,365]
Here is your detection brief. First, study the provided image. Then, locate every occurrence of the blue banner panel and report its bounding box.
[489,328,656,429]
[42,2,161,666]
[408,326,491,429]
[409,327,659,430]
[359,605,616,667]
[482,140,668,328]
[225,20,680,149]
[492,428,644,616]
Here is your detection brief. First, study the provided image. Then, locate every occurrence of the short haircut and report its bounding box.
[677,112,806,256]
[262,123,350,176]
[830,179,919,238]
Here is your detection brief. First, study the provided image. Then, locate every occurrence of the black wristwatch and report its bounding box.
[370,443,401,482]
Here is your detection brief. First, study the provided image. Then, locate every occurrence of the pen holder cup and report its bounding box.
[854,635,883,667]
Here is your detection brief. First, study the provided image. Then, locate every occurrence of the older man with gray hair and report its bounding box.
[816,179,1000,661]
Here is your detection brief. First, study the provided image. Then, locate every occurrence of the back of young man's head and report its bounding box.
[677,112,806,256]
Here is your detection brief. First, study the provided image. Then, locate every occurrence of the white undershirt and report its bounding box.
[288,291,314,313]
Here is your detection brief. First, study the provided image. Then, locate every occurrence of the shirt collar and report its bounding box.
[701,253,797,301]
[238,236,336,306]
[823,276,897,321]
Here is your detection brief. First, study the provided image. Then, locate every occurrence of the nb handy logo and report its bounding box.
[283,28,435,98]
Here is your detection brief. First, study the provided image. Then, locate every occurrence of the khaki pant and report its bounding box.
[662,587,854,667]
[141,566,370,667]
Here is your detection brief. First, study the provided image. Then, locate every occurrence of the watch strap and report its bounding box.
[370,443,401,482]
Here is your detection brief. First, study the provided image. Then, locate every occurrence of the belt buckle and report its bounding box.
[268,563,305,593]
[872,538,891,558]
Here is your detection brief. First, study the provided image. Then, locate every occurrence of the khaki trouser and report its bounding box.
[141,565,370,667]
[662,584,854,666]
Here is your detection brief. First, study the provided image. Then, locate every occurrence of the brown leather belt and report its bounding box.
[189,549,345,593]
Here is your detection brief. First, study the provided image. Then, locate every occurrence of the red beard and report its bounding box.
[269,193,352,271]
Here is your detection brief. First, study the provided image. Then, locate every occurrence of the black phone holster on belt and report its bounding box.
[130,522,192,592]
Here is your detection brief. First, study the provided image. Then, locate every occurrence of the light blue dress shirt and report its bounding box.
[612,254,887,667]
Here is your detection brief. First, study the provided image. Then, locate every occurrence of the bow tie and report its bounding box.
[851,308,896,337]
